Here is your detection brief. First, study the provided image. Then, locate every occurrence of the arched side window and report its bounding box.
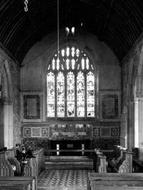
[46,46,97,118]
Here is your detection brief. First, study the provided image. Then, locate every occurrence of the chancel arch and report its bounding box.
[21,33,121,155]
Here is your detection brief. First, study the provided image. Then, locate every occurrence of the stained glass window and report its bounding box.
[67,72,75,117]
[47,46,97,118]
[57,72,65,117]
[77,72,85,117]
[47,72,55,117]
[87,72,95,117]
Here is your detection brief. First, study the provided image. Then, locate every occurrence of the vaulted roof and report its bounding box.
[0,0,143,64]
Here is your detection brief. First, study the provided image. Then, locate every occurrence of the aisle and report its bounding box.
[38,169,90,190]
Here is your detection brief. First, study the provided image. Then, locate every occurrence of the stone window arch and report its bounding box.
[46,45,98,118]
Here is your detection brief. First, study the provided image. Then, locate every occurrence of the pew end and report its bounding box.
[0,176,37,190]
[88,173,143,190]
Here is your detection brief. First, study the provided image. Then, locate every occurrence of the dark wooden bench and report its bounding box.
[0,148,44,190]
[0,148,44,176]
[88,173,143,190]
[0,176,36,190]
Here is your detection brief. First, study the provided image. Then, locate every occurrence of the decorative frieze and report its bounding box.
[22,124,120,140]
[111,127,120,137]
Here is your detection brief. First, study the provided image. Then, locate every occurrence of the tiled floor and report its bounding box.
[38,170,90,190]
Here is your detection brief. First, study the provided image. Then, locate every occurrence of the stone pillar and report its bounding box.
[128,100,134,151]
[134,98,139,148]
[0,60,4,149]
[3,102,13,149]
[0,101,14,149]
[137,98,143,160]
[0,102,4,149]
[0,57,14,149]
[120,106,128,148]
[134,97,143,160]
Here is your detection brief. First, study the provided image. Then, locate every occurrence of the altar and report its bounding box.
[22,122,120,155]
[49,139,93,156]
[47,124,93,156]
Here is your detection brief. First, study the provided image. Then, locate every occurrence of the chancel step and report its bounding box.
[45,156,93,170]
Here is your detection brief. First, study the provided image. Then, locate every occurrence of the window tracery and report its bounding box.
[47,46,97,118]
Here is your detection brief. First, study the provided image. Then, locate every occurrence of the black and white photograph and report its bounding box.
[0,0,143,190]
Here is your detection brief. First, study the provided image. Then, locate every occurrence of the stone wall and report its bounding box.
[20,32,121,147]
[9,60,21,145]
[21,32,121,92]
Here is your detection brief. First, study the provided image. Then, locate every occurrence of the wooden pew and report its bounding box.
[94,149,108,173]
[0,148,44,190]
[33,148,44,175]
[0,147,44,177]
[107,146,133,173]
[0,176,36,190]
[87,173,143,190]
[24,148,44,176]
[133,159,143,172]
[0,151,14,176]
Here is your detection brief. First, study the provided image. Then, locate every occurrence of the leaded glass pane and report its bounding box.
[76,48,80,57]
[61,49,65,57]
[71,59,75,70]
[52,59,55,70]
[67,72,75,117]
[56,58,60,70]
[77,64,80,70]
[61,64,64,70]
[86,58,89,70]
[87,72,95,117]
[77,72,85,117]
[48,65,50,70]
[57,72,65,117]
[81,58,85,70]
[47,72,55,117]
[91,65,94,70]
[66,47,70,56]
[71,47,75,57]
[66,59,70,70]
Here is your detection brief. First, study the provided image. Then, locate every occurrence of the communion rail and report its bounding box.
[46,148,111,172]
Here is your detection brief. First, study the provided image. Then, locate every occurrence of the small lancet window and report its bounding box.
[52,59,55,70]
[61,49,65,57]
[81,58,85,70]
[71,47,75,57]
[71,59,75,70]
[86,58,89,70]
[66,47,70,57]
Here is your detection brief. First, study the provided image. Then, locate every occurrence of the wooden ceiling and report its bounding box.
[0,0,143,64]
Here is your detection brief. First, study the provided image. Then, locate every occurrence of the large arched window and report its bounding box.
[47,46,97,118]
